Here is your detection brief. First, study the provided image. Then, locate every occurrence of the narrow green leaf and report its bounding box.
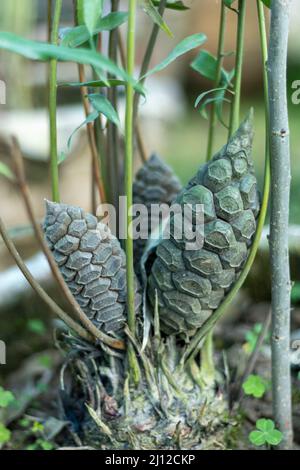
[88,93,121,129]
[261,0,271,8]
[199,95,231,120]
[194,87,227,108]
[82,0,103,36]
[67,110,99,149]
[139,0,173,37]
[61,12,128,48]
[0,32,136,86]
[191,50,233,86]
[0,162,15,181]
[142,33,207,78]
[60,78,146,97]
[152,0,189,10]
[224,0,236,7]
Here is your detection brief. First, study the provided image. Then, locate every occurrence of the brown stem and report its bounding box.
[77,64,106,206]
[10,137,124,351]
[117,31,148,163]
[0,217,91,343]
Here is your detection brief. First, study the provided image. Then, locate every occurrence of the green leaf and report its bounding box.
[0,423,11,444]
[256,418,275,433]
[60,78,146,97]
[143,33,207,79]
[0,387,15,408]
[194,87,227,108]
[261,0,271,8]
[88,93,121,129]
[242,374,267,398]
[0,32,136,86]
[267,430,284,446]
[0,162,15,181]
[152,0,189,10]
[191,50,232,86]
[82,0,103,36]
[139,0,173,37]
[224,0,236,7]
[27,319,46,335]
[61,12,128,48]
[67,110,99,149]
[249,419,283,447]
[249,430,266,446]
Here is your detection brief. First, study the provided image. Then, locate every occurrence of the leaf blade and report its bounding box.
[143,33,207,79]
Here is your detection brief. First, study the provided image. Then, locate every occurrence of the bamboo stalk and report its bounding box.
[48,0,62,202]
[10,138,124,351]
[228,0,246,137]
[268,0,293,449]
[125,0,140,384]
[0,218,91,343]
[206,0,227,161]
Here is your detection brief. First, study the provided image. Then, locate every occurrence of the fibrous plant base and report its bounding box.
[147,114,260,338]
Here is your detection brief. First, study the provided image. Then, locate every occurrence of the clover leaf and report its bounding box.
[242,374,267,398]
[0,387,15,408]
[249,419,283,447]
[0,423,11,444]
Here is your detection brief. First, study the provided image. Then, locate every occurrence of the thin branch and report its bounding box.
[0,217,91,343]
[268,0,293,449]
[206,0,227,161]
[107,0,121,209]
[10,138,124,351]
[117,31,148,163]
[77,64,106,206]
[133,0,167,121]
[228,0,246,136]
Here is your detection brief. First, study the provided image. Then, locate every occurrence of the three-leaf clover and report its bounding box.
[0,387,15,408]
[0,423,11,445]
[242,374,267,398]
[249,419,283,447]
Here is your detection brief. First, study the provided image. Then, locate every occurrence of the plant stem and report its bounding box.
[206,0,227,161]
[107,0,120,211]
[200,330,215,386]
[268,0,293,449]
[182,1,271,368]
[49,0,62,202]
[125,0,140,385]
[133,0,167,122]
[228,0,246,137]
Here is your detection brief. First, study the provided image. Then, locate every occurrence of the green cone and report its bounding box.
[147,114,260,337]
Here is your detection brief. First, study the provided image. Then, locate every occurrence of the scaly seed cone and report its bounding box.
[147,113,260,338]
[43,201,141,336]
[133,154,182,276]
